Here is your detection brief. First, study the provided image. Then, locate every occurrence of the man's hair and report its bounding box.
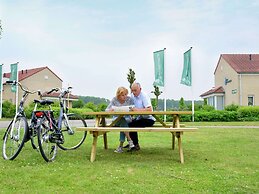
[132,82,141,88]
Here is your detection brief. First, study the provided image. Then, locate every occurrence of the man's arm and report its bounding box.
[131,106,152,112]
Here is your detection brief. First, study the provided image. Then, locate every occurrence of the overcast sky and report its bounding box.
[0,0,258,100]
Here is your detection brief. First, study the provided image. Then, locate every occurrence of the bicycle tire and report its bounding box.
[37,117,57,162]
[2,116,29,160]
[30,127,39,150]
[57,113,87,150]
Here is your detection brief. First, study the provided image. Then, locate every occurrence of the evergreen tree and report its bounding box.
[127,68,136,88]
[179,97,186,110]
[151,85,163,110]
[0,20,2,39]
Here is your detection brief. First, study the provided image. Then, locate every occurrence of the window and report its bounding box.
[248,96,254,106]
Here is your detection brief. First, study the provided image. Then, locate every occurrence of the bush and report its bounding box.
[237,106,259,121]
[97,103,108,112]
[84,102,97,111]
[72,99,84,108]
[68,108,94,119]
[2,100,16,118]
[225,104,239,111]
[200,105,215,111]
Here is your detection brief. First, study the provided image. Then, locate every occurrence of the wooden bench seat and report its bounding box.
[153,123,185,127]
[77,126,197,163]
[77,126,196,132]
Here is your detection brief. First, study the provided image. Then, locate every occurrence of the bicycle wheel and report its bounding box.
[30,126,39,150]
[57,113,87,150]
[2,116,28,160]
[37,117,57,162]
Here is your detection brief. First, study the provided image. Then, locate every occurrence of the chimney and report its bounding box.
[26,69,27,73]
[249,54,252,60]
[22,70,23,74]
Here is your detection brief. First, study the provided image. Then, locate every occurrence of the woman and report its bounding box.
[106,87,135,153]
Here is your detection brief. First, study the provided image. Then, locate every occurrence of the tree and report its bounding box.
[84,102,97,111]
[179,97,186,110]
[0,20,2,39]
[203,98,207,105]
[127,68,136,88]
[151,85,163,110]
[72,99,84,108]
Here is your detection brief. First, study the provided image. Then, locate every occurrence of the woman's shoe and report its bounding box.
[114,146,123,153]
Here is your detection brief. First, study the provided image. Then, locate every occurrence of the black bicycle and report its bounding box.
[36,86,87,162]
[2,81,51,160]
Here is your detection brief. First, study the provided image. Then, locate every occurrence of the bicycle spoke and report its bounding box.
[37,119,57,162]
[57,113,87,150]
[2,117,28,160]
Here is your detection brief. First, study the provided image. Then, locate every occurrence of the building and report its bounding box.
[3,66,78,107]
[200,54,259,110]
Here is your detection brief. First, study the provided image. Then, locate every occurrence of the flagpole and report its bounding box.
[181,47,194,121]
[15,62,19,114]
[0,64,3,119]
[190,47,194,122]
[163,48,167,122]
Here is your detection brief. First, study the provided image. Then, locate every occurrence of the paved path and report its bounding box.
[0,119,98,130]
[1,120,259,130]
[193,125,259,128]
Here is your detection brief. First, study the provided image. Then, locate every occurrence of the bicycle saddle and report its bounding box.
[34,99,54,105]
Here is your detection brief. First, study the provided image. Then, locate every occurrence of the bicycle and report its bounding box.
[2,81,87,162]
[2,80,52,160]
[36,86,87,162]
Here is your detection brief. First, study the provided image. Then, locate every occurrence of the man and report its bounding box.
[126,82,155,151]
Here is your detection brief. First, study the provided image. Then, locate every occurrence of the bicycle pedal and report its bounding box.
[67,130,74,135]
[49,133,64,144]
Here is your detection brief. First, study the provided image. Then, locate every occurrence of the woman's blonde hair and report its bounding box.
[116,87,128,98]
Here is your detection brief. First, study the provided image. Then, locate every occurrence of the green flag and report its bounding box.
[0,64,2,91]
[181,48,192,86]
[10,63,18,92]
[153,49,164,87]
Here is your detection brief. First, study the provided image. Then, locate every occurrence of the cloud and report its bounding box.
[1,0,259,100]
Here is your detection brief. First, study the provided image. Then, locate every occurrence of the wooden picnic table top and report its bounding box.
[84,111,192,116]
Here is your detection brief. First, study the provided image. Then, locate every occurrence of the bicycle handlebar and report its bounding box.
[6,80,40,95]
[47,88,59,94]
[46,86,73,98]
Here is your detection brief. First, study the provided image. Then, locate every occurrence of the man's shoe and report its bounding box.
[128,140,135,149]
[123,144,129,149]
[135,144,140,151]
[127,147,137,152]
[127,144,140,152]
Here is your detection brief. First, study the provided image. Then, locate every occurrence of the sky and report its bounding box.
[0,0,259,101]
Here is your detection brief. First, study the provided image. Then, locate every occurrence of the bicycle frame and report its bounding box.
[46,87,73,133]
[2,81,44,160]
[34,85,88,160]
[6,82,36,141]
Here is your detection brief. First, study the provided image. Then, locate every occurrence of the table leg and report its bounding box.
[171,132,175,150]
[173,115,180,128]
[176,132,184,164]
[100,116,108,149]
[90,132,98,162]
[103,132,108,149]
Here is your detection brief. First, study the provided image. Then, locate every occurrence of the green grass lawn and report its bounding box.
[0,124,258,193]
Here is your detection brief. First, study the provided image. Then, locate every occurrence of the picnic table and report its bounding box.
[77,111,197,163]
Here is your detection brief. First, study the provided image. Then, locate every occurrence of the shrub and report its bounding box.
[97,103,108,112]
[200,105,214,111]
[237,106,259,121]
[84,102,97,112]
[72,99,84,108]
[225,104,239,111]
[2,100,16,118]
